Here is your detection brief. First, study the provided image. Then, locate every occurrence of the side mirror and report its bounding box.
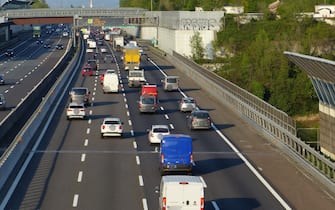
[146,129,150,133]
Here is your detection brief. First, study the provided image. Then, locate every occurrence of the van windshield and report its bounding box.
[167,78,177,83]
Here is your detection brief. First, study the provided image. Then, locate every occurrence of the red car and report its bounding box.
[81,64,93,76]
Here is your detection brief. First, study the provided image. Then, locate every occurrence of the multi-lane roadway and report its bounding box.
[2,36,335,210]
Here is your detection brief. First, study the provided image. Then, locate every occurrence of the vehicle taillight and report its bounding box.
[67,108,72,111]
[150,133,154,138]
[162,197,166,210]
[160,154,164,164]
[200,197,204,210]
[101,125,105,129]
[119,125,122,130]
[80,109,85,112]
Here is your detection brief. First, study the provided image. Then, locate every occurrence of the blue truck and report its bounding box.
[159,134,193,175]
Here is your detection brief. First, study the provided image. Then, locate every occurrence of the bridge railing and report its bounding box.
[149,46,335,192]
[0,8,147,18]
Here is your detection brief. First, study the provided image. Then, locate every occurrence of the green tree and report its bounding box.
[32,0,49,8]
[190,31,204,60]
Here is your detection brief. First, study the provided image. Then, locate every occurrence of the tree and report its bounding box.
[190,31,204,60]
[32,0,49,8]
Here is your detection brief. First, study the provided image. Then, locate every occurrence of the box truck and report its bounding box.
[159,175,206,210]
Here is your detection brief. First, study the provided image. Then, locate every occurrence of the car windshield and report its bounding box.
[183,98,195,103]
[72,89,87,95]
[194,112,209,118]
[69,105,84,109]
[153,128,169,133]
[141,97,155,104]
[167,78,177,83]
[105,120,120,125]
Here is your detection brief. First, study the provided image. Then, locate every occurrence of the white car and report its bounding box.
[100,47,108,53]
[147,125,170,144]
[179,97,197,112]
[66,103,87,120]
[101,117,123,138]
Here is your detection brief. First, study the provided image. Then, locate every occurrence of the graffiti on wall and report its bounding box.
[180,18,219,30]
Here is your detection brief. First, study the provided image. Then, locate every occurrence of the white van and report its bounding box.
[159,175,206,210]
[103,73,119,93]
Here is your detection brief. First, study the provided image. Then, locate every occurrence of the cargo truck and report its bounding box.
[32,25,41,38]
[123,46,140,71]
[128,69,146,87]
[113,36,124,51]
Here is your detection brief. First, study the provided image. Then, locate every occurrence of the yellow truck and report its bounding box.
[123,46,140,71]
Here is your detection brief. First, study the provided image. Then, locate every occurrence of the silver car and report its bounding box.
[69,87,90,106]
[0,94,6,110]
[100,117,123,138]
[66,103,87,120]
[179,97,196,112]
[187,110,212,130]
[138,95,158,113]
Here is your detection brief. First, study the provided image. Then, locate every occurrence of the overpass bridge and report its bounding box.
[0,7,224,59]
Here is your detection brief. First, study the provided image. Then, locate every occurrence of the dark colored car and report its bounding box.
[5,49,14,57]
[187,110,212,130]
[56,43,64,50]
[0,74,5,85]
[43,42,51,48]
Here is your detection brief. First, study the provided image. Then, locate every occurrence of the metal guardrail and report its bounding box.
[148,46,335,192]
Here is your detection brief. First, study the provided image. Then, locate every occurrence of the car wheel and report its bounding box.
[101,133,104,138]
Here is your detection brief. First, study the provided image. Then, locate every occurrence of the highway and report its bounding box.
[2,38,335,210]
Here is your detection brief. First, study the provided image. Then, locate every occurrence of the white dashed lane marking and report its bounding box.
[72,194,79,207]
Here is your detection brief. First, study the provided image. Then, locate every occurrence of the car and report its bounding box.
[100,117,123,138]
[0,94,6,110]
[100,47,108,53]
[5,49,14,57]
[56,43,64,50]
[147,125,170,144]
[138,95,158,113]
[43,42,51,48]
[69,87,90,106]
[36,39,43,44]
[104,54,114,63]
[0,74,5,85]
[87,59,98,70]
[179,97,197,112]
[66,103,87,120]
[187,110,212,130]
[81,64,94,76]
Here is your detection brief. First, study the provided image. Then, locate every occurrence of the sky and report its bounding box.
[45,0,119,8]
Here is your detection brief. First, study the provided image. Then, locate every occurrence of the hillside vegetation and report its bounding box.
[121,0,335,117]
